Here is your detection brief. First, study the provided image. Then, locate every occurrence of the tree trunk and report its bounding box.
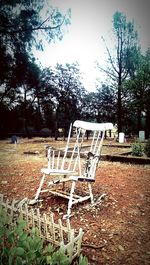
[117,75,122,134]
[24,86,29,137]
[137,108,141,133]
[146,110,150,139]
[54,118,58,141]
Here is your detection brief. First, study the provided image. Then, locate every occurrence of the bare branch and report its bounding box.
[0,14,66,35]
[101,36,119,75]
[122,69,129,81]
[97,64,117,82]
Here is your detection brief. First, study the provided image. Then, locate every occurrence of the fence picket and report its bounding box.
[0,194,83,262]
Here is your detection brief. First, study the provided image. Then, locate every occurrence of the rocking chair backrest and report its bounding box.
[46,120,113,180]
[72,121,113,179]
[60,120,113,178]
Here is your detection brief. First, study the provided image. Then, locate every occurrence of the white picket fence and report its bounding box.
[0,194,84,262]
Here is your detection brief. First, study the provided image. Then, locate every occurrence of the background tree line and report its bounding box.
[0,1,149,138]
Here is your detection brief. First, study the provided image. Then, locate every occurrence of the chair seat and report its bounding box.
[70,176,95,182]
[41,168,76,175]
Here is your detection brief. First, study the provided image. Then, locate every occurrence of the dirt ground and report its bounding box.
[0,138,150,265]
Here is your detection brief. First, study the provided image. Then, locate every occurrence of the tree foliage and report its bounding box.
[0,0,70,97]
[1,5,149,139]
[124,49,150,136]
[94,84,116,123]
[82,84,116,123]
[49,63,86,137]
[0,0,71,136]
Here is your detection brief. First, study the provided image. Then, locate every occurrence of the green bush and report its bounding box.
[144,138,150,157]
[0,207,88,265]
[131,140,144,157]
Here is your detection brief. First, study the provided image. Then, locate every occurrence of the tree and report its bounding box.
[49,63,86,138]
[98,11,140,133]
[0,0,70,103]
[35,67,58,132]
[0,0,71,135]
[124,49,150,137]
[82,84,116,123]
[0,53,42,135]
[95,84,116,123]
[81,92,97,122]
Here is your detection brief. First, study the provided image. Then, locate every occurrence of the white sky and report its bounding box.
[34,0,150,91]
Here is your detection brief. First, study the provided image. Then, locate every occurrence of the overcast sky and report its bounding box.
[34,0,150,91]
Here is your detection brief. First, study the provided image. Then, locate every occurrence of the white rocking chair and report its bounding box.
[30,120,113,217]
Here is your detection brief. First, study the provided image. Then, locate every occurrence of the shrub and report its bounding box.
[0,207,88,265]
[144,138,150,157]
[131,140,144,157]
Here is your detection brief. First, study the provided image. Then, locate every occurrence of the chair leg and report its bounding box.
[67,181,76,217]
[34,174,46,201]
[88,183,94,204]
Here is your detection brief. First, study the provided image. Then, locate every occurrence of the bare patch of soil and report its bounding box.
[0,138,150,265]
